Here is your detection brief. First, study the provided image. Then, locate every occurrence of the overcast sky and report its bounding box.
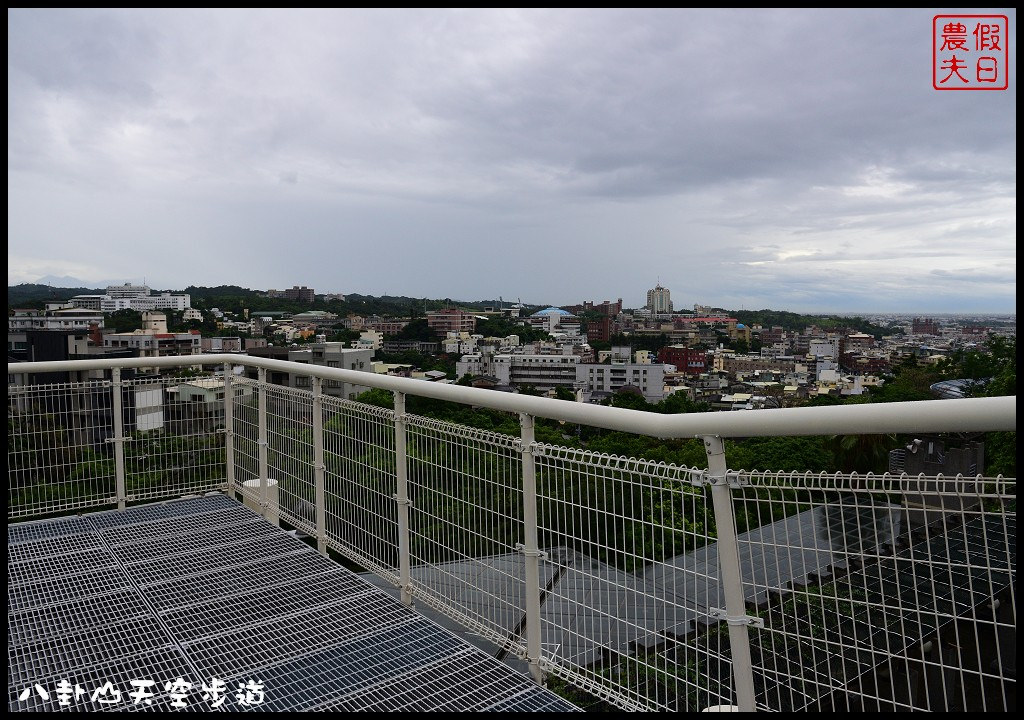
[7,9,1017,312]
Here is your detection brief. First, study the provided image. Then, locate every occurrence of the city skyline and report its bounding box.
[8,9,1017,313]
[12,276,1018,322]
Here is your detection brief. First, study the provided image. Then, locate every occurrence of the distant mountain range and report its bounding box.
[31,275,159,289]
[33,275,90,288]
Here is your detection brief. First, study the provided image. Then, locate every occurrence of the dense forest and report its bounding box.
[730,309,895,338]
[8,282,527,318]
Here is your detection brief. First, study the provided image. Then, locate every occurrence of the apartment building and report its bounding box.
[246,343,374,400]
[578,362,665,404]
[427,309,477,334]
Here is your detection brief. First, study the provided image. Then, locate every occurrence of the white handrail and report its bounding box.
[8,354,1016,438]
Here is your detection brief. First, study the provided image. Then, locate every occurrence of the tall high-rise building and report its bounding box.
[646,284,673,313]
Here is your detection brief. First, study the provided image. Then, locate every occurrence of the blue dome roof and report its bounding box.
[532,307,573,317]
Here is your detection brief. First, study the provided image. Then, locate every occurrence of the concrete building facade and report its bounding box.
[646,284,673,314]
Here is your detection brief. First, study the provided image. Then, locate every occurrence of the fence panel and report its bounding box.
[321,396,400,582]
[404,414,527,659]
[532,446,729,711]
[729,470,1016,711]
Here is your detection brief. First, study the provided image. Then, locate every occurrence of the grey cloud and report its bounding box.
[6,8,1016,312]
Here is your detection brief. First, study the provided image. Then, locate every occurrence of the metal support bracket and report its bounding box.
[708,607,765,628]
[516,440,541,456]
[393,494,412,507]
[695,469,749,488]
[515,543,548,561]
[727,473,750,489]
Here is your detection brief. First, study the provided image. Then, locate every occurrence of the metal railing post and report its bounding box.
[703,435,757,712]
[519,412,545,684]
[223,363,236,495]
[312,377,327,556]
[111,367,126,510]
[394,391,413,606]
[257,367,271,521]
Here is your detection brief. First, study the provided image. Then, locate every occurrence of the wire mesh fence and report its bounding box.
[8,375,226,518]
[533,446,731,711]
[7,367,1018,713]
[404,414,527,657]
[9,380,117,518]
[264,385,317,534]
[122,376,227,504]
[321,395,401,581]
[728,470,1016,712]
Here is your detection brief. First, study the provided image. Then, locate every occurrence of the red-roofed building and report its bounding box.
[658,346,710,375]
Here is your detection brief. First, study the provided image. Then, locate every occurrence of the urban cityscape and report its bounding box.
[8,279,1016,414]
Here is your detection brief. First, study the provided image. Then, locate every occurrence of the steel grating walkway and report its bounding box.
[7,494,579,712]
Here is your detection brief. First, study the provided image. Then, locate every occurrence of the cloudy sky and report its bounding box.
[7,9,1017,312]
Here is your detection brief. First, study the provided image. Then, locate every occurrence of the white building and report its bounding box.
[201,337,244,353]
[246,343,375,400]
[103,330,201,359]
[646,285,673,314]
[494,354,581,391]
[106,283,152,299]
[816,359,841,383]
[456,353,490,380]
[808,338,841,360]
[443,332,480,354]
[353,330,384,351]
[523,307,580,335]
[69,284,191,312]
[8,308,105,332]
[578,363,665,404]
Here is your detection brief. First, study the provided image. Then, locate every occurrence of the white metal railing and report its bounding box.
[7,355,1017,712]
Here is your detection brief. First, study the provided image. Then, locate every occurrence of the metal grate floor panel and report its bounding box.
[140,552,338,613]
[8,589,154,647]
[8,494,578,712]
[8,566,133,615]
